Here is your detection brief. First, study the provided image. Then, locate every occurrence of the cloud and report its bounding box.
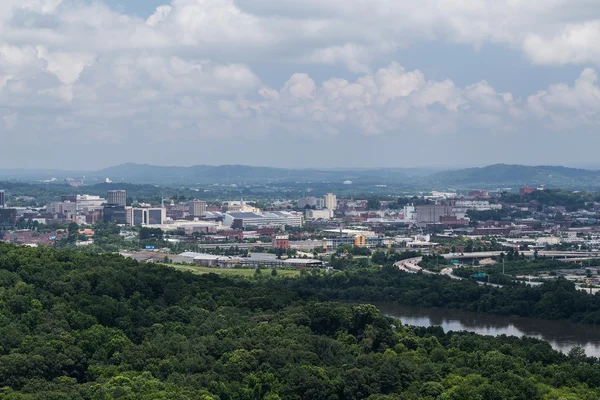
[234,62,524,137]
[527,68,600,127]
[2,0,600,167]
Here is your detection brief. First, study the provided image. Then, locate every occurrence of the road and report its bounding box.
[443,250,600,260]
[440,267,504,287]
[394,257,423,273]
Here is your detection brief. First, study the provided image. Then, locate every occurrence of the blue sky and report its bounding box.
[1,0,600,170]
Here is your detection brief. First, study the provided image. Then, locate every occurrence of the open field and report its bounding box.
[166,264,301,277]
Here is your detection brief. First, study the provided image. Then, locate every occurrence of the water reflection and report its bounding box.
[372,302,600,357]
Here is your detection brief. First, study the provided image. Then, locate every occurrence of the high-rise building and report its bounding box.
[323,193,337,211]
[0,190,4,209]
[107,190,127,206]
[130,207,166,226]
[103,205,128,224]
[188,200,207,217]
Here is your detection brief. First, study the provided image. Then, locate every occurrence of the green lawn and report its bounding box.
[166,264,301,277]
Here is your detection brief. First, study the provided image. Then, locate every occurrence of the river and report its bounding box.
[372,302,600,357]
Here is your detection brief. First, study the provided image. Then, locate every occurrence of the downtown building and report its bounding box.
[223,211,303,229]
[298,196,325,209]
[323,193,337,211]
[130,207,166,226]
[188,200,207,217]
[107,190,127,206]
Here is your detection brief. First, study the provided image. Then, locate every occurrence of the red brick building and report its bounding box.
[520,187,536,196]
[272,235,290,249]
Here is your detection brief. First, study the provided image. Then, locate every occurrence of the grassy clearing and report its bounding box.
[167,264,301,277]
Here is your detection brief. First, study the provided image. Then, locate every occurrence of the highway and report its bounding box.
[396,257,539,289]
[442,250,600,260]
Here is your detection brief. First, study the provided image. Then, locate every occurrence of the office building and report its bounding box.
[0,208,17,226]
[47,201,77,218]
[107,190,127,206]
[61,194,77,202]
[103,205,128,224]
[76,195,106,211]
[323,193,337,211]
[130,207,166,226]
[298,196,325,209]
[188,200,207,217]
[0,190,4,209]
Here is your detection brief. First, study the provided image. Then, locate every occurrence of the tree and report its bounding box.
[271,268,278,277]
[366,199,382,210]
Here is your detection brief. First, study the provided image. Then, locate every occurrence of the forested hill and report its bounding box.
[4,163,600,189]
[426,164,600,189]
[1,244,600,398]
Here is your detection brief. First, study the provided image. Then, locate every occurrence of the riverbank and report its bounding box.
[372,301,600,357]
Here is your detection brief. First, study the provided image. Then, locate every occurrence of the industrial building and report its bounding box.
[416,205,452,224]
[179,252,322,268]
[305,209,334,220]
[323,235,392,250]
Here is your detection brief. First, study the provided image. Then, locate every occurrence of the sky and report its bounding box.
[1,0,600,170]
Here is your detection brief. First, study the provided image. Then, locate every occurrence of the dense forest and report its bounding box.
[1,243,600,398]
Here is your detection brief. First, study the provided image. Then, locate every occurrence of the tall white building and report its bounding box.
[403,204,416,221]
[323,193,337,211]
[298,196,325,209]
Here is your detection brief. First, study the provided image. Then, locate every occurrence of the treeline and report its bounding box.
[1,244,600,398]
[284,266,600,324]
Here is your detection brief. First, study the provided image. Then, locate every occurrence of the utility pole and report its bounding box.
[503,258,505,275]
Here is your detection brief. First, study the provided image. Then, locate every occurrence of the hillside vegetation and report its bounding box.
[1,244,600,398]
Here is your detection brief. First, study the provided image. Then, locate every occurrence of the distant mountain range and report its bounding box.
[425,164,600,189]
[2,163,600,190]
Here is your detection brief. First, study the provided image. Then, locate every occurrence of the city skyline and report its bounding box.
[2,0,600,169]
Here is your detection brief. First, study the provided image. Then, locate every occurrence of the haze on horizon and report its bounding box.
[1,0,599,170]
